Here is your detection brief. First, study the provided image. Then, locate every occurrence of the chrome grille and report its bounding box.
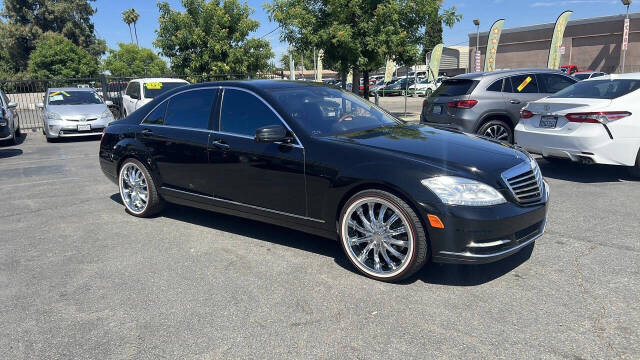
[502,160,544,205]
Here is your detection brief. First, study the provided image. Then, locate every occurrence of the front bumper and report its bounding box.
[515,122,639,166]
[423,184,549,264]
[45,119,109,138]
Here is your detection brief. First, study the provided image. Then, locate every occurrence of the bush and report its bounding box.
[27,32,99,79]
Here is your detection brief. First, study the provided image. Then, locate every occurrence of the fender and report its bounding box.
[474,111,517,132]
[111,136,163,184]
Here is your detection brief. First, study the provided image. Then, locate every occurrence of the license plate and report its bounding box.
[432,105,442,115]
[539,116,557,128]
[77,124,91,131]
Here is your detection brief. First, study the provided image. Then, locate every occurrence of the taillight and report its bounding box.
[520,109,534,119]
[565,111,631,124]
[447,100,478,109]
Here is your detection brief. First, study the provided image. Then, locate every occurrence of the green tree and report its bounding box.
[122,9,134,44]
[154,0,274,77]
[0,0,106,71]
[102,43,169,77]
[27,32,99,78]
[279,49,314,70]
[122,9,140,45]
[422,4,462,60]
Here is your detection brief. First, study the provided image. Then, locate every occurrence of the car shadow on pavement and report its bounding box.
[537,158,635,183]
[110,194,533,286]
[0,148,23,159]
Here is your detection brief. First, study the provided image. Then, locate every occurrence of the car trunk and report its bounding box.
[423,79,477,124]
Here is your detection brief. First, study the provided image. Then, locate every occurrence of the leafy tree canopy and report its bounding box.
[27,32,99,79]
[102,43,169,77]
[154,0,274,77]
[279,48,314,70]
[0,0,106,72]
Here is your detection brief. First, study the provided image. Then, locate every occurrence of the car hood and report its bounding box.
[47,104,108,117]
[326,124,530,185]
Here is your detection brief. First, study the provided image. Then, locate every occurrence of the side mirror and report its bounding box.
[36,102,44,109]
[7,102,18,109]
[255,124,289,143]
[105,100,113,106]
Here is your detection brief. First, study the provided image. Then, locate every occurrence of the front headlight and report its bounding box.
[100,109,114,120]
[421,176,506,206]
[46,112,62,120]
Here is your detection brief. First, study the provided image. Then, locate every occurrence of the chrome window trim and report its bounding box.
[139,86,220,128]
[219,86,303,148]
[161,186,323,223]
[140,123,213,134]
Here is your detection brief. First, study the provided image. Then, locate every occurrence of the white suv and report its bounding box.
[122,78,189,116]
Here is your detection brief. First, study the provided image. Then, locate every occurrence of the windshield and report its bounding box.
[573,73,591,80]
[550,79,640,99]
[143,82,188,98]
[271,86,400,137]
[47,90,103,105]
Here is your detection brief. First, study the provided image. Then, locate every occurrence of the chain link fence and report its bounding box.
[0,72,286,131]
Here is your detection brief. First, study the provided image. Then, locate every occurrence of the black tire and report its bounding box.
[46,137,55,143]
[9,128,18,145]
[477,119,514,144]
[118,158,165,217]
[338,189,429,282]
[629,150,640,178]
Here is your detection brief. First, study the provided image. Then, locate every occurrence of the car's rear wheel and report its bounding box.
[339,190,428,282]
[478,120,513,143]
[119,158,164,217]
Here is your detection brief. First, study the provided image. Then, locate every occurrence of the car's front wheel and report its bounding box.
[119,158,164,217]
[339,190,428,282]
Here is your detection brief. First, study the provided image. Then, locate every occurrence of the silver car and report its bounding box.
[37,88,114,141]
[0,89,20,145]
[420,68,577,143]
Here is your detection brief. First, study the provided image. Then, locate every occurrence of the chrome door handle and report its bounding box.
[509,99,521,104]
[211,139,230,151]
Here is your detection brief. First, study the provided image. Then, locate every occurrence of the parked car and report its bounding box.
[560,64,579,75]
[122,78,189,116]
[99,80,549,282]
[0,89,20,145]
[420,68,577,143]
[37,87,115,141]
[516,74,640,177]
[573,71,607,81]
[375,77,416,96]
[407,76,446,97]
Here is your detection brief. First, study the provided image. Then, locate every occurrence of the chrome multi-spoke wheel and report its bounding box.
[341,195,416,279]
[484,124,509,141]
[119,162,149,214]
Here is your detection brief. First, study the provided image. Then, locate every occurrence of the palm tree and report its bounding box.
[122,10,133,43]
[129,9,140,46]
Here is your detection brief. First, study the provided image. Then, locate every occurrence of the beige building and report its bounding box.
[469,13,640,73]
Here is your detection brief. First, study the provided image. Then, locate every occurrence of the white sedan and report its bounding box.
[515,73,640,176]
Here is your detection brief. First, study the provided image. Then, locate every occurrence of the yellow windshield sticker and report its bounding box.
[49,91,70,97]
[145,82,163,90]
[61,91,70,96]
[49,91,60,97]
[517,76,532,92]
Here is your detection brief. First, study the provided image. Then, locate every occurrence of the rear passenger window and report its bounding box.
[220,88,281,136]
[507,74,539,93]
[144,102,167,125]
[164,89,216,129]
[536,74,576,93]
[486,79,503,92]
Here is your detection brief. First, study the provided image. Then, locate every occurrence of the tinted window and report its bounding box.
[592,72,605,78]
[537,74,576,93]
[507,74,539,93]
[164,89,216,129]
[143,82,188,99]
[549,79,640,99]
[432,79,477,97]
[220,89,281,136]
[47,90,103,105]
[486,79,503,92]
[144,102,167,125]
[126,82,140,98]
[574,73,591,80]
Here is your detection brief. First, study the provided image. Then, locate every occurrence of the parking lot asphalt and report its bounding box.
[1,133,638,359]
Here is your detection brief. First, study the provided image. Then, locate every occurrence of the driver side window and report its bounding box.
[219,88,281,137]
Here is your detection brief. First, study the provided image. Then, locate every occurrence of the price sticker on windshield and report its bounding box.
[144,82,163,90]
[516,76,532,92]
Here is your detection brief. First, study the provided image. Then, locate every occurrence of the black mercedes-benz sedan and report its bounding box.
[99,80,548,282]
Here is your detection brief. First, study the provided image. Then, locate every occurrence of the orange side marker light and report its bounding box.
[427,214,444,229]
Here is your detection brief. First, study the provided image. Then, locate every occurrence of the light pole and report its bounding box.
[622,0,632,73]
[473,19,480,72]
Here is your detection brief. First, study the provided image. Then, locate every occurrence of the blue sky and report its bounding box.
[92,0,628,61]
